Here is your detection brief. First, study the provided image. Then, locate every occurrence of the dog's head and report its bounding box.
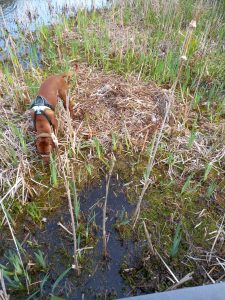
[36,136,55,164]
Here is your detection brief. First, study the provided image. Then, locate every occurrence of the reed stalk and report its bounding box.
[62,160,80,275]
[133,15,198,227]
[0,270,10,300]
[102,156,115,258]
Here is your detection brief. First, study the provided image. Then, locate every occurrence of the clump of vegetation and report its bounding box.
[0,0,224,298]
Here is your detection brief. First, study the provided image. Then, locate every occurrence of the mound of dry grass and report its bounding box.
[70,63,169,150]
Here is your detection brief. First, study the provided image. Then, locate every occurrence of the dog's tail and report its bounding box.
[61,64,78,79]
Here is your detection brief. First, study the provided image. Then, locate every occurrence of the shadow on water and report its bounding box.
[0,178,144,299]
[75,178,137,299]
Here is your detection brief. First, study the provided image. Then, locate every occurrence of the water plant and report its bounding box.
[50,153,58,188]
[26,202,42,223]
[170,223,182,257]
[34,250,48,272]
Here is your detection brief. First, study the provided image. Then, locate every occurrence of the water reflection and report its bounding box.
[0,0,107,33]
[0,0,17,24]
[0,0,16,9]
[0,0,107,63]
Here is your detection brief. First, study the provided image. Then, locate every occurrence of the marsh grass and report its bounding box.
[0,0,224,297]
[50,153,58,188]
[34,250,48,272]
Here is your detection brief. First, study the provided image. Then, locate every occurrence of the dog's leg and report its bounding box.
[59,89,73,116]
[52,116,58,134]
[48,112,58,134]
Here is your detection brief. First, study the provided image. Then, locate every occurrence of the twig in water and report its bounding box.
[102,156,116,258]
[155,249,179,283]
[202,266,215,284]
[57,221,73,236]
[143,221,155,255]
[167,272,194,291]
[143,221,180,285]
[62,161,80,275]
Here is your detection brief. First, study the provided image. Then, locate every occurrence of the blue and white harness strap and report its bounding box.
[30,95,54,112]
[30,95,54,131]
[32,105,52,114]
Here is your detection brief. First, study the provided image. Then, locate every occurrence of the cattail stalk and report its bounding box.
[133,17,197,227]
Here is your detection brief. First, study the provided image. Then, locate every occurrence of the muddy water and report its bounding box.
[0,179,144,299]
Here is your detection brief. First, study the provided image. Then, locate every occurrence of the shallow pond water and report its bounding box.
[0,0,108,60]
[0,0,107,33]
[0,178,145,299]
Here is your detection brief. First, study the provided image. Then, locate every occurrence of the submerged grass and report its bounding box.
[0,0,224,298]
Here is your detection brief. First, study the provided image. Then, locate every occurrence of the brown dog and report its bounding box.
[30,72,73,163]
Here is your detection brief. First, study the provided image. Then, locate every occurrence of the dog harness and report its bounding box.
[30,96,54,131]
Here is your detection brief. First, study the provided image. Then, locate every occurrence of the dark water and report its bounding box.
[0,179,144,299]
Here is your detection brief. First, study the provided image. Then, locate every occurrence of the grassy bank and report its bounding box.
[0,0,224,298]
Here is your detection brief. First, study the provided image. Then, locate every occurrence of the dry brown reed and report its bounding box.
[62,160,80,275]
[102,156,115,258]
[0,270,10,300]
